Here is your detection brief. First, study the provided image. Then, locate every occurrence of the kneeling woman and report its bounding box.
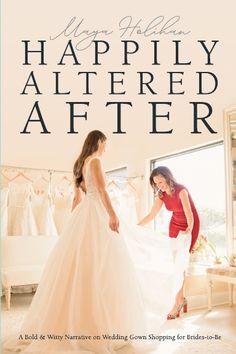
[139,166,200,319]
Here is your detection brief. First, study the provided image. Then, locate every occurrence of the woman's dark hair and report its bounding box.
[150,166,177,197]
[73,130,107,189]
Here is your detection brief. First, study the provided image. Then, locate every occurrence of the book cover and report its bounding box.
[1,0,236,353]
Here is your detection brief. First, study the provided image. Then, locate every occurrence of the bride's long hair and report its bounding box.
[73,130,107,189]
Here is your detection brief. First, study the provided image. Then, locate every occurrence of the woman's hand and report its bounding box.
[109,214,119,233]
[138,197,163,226]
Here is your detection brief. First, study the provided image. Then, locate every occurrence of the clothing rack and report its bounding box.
[1,166,143,180]
[108,175,144,180]
[1,166,73,196]
[1,165,71,174]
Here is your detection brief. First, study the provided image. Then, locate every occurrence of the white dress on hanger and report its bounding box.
[7,182,38,236]
[108,183,138,224]
[53,186,74,234]
[107,184,121,210]
[119,184,138,224]
[4,157,190,354]
[1,187,9,237]
[31,187,58,237]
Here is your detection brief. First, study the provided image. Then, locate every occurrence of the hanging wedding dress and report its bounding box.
[1,187,9,237]
[53,185,74,234]
[7,182,38,236]
[107,181,139,225]
[4,157,190,354]
[118,183,138,224]
[31,186,58,237]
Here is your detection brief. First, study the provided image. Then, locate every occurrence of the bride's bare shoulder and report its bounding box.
[83,156,101,175]
[90,157,102,169]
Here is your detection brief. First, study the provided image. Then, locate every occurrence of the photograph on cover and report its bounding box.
[1,0,236,353]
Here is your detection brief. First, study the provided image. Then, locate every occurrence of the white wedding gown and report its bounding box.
[1,187,9,237]
[31,188,58,237]
[7,182,38,236]
[53,186,74,234]
[4,157,190,354]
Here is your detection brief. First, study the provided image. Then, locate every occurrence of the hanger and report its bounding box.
[56,175,73,186]
[33,174,50,195]
[33,174,49,184]
[1,171,11,181]
[63,175,71,181]
[10,171,33,183]
[62,175,73,184]
[107,179,119,187]
[54,175,73,197]
[124,180,139,199]
[126,180,137,192]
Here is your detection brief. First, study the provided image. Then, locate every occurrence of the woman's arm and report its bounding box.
[71,186,82,211]
[138,196,163,226]
[90,158,119,233]
[179,189,194,232]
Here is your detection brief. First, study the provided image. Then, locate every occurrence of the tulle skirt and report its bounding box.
[4,195,190,354]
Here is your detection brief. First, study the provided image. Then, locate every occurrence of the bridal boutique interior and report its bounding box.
[2,107,236,354]
[1,166,74,238]
[1,165,140,239]
[1,165,140,298]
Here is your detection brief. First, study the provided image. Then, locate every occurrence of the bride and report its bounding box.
[5,130,190,354]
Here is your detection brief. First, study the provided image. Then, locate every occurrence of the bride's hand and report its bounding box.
[109,214,119,233]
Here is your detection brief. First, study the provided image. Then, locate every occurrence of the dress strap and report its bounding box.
[88,156,100,164]
[83,156,101,179]
[86,156,101,169]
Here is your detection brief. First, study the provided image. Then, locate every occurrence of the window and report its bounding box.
[151,142,226,263]
[106,167,127,178]
[106,166,128,188]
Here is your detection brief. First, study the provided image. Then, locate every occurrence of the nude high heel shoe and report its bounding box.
[167,303,181,320]
[167,310,180,320]
[167,298,188,320]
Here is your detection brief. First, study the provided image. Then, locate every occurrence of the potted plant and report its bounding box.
[207,242,222,264]
[191,234,210,262]
[224,254,236,267]
[191,234,222,264]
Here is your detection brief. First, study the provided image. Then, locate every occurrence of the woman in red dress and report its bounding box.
[139,166,200,319]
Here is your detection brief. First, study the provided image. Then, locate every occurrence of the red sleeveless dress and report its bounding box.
[160,184,200,252]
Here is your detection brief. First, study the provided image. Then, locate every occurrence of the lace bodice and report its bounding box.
[1,187,9,207]
[8,182,33,208]
[53,187,73,209]
[31,186,52,206]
